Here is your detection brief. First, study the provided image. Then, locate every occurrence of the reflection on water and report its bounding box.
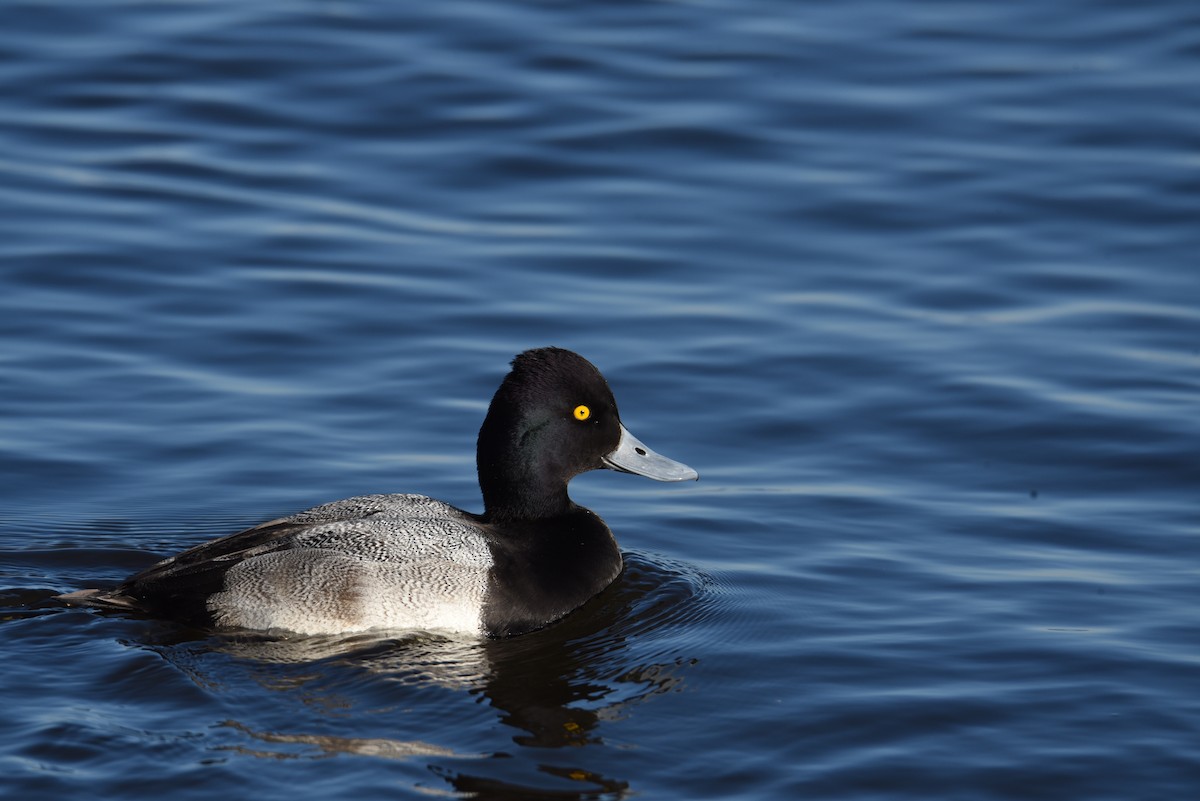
[135,554,708,798]
[432,761,632,801]
[219,719,471,761]
[211,629,491,690]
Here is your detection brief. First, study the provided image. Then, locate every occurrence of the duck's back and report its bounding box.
[91,494,494,635]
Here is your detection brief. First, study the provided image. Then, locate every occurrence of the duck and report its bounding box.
[59,347,697,638]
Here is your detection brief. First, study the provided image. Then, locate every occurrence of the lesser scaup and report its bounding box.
[60,347,697,637]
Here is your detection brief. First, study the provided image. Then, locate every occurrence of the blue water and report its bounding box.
[2,2,1198,798]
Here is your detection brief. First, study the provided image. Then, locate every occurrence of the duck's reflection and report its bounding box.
[158,554,703,799]
[218,719,467,761]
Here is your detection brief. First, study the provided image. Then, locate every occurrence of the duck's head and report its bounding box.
[476,347,697,522]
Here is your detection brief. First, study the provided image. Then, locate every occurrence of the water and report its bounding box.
[2,2,1198,798]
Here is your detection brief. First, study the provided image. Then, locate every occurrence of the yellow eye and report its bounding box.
[573,404,591,421]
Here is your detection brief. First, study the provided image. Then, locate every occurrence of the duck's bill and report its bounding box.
[602,424,698,482]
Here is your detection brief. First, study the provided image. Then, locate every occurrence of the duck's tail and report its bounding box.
[57,588,142,612]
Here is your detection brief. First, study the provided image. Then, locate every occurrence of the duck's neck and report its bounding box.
[477,408,573,523]
[479,470,573,523]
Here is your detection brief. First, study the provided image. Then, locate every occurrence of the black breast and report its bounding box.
[479,507,623,638]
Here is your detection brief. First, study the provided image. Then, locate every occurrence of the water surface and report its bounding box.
[2,2,1198,799]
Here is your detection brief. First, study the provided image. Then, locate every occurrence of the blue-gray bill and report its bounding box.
[601,424,698,482]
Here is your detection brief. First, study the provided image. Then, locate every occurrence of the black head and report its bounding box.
[477,348,622,521]
[476,348,696,522]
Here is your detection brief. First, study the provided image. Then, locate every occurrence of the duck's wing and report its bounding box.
[61,494,431,626]
[57,517,319,624]
[125,516,333,587]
